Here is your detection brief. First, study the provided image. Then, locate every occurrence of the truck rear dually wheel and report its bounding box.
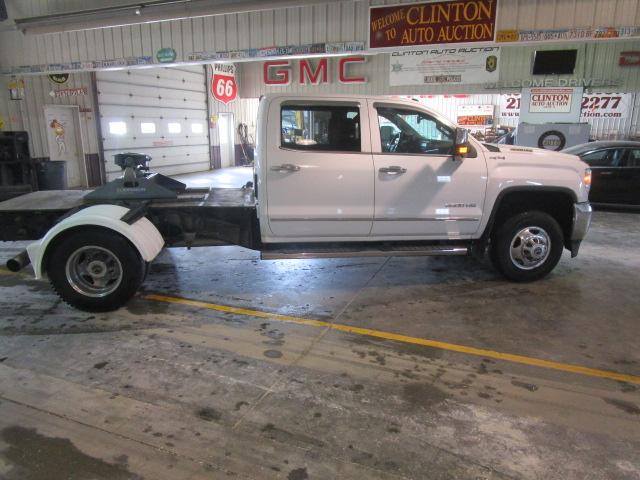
[490,211,564,282]
[46,228,145,312]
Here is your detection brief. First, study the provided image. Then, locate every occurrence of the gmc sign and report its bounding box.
[263,56,367,86]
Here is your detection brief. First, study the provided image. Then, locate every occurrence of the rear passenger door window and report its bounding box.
[280,106,361,152]
[581,149,623,167]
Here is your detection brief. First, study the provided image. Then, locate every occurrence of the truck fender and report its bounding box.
[26,204,164,279]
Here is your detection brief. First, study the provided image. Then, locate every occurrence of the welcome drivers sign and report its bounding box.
[369,0,497,50]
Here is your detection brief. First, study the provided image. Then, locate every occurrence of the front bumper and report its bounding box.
[569,202,592,257]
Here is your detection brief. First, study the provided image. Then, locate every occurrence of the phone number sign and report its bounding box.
[580,93,632,119]
[211,63,237,104]
[369,0,497,50]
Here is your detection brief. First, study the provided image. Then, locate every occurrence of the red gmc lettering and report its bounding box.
[264,61,291,85]
[339,56,367,84]
[299,59,328,85]
[263,57,367,85]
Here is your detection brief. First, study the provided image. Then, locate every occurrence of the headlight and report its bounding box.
[583,168,592,188]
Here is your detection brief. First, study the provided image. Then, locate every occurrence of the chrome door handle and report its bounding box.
[599,171,614,176]
[271,163,300,172]
[379,166,407,175]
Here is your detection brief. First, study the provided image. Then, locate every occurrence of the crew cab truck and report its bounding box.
[0,95,593,312]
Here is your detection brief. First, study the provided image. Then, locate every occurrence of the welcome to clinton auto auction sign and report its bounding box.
[369,0,497,50]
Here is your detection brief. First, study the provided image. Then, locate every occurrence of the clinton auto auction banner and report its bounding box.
[369,0,497,50]
[389,46,499,86]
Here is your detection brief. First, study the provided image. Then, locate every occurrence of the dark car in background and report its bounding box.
[563,141,640,207]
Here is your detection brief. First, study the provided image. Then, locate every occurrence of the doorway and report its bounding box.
[218,112,235,168]
[43,105,87,188]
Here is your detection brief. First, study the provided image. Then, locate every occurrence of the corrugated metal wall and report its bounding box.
[0,73,98,158]
[3,0,640,69]
[239,41,640,96]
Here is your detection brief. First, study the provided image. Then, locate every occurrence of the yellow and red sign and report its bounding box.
[369,0,497,50]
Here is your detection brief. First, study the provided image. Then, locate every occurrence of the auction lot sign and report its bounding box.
[389,46,499,86]
[370,0,497,50]
[528,87,574,113]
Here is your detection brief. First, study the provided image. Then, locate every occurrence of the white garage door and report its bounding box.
[97,66,209,181]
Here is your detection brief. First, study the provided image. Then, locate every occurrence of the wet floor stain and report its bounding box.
[604,398,640,415]
[263,349,283,359]
[287,467,309,480]
[196,407,221,422]
[0,426,141,480]
[402,383,448,408]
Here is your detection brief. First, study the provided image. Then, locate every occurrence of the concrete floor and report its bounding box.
[0,170,638,479]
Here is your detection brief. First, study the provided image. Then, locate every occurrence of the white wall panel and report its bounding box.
[97,65,210,179]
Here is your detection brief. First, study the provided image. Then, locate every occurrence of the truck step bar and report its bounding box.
[261,244,469,260]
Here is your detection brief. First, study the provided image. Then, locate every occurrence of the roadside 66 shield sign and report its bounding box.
[211,63,237,104]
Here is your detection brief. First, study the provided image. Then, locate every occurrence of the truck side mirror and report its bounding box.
[454,127,470,160]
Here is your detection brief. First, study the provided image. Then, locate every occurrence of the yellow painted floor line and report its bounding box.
[144,293,640,385]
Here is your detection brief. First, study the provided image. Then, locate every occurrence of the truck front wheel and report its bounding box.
[46,228,145,312]
[490,211,564,282]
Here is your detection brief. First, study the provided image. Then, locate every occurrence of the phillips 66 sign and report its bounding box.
[211,63,237,104]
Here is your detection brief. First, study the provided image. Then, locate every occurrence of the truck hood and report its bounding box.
[487,143,587,171]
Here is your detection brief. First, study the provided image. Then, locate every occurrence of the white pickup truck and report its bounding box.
[0,94,592,311]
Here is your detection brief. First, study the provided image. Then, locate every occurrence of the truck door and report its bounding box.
[369,101,487,238]
[265,100,374,238]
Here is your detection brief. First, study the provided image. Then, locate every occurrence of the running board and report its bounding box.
[261,245,469,260]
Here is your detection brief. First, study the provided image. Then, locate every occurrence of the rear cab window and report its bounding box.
[280,105,361,152]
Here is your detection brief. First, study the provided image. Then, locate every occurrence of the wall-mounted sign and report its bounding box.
[580,93,632,120]
[496,26,640,43]
[156,47,177,63]
[456,104,494,133]
[619,51,640,67]
[499,92,633,123]
[189,42,364,63]
[528,87,575,113]
[485,78,621,90]
[48,87,87,98]
[263,56,367,86]
[389,46,499,86]
[498,94,520,123]
[48,73,69,85]
[369,0,497,50]
[8,78,24,100]
[211,63,237,104]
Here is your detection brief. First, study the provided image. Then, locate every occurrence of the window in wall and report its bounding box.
[140,122,156,134]
[191,122,204,134]
[108,121,127,135]
[167,122,181,134]
[280,105,361,152]
[376,107,454,155]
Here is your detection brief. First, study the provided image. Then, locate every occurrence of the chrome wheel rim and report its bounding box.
[65,246,123,298]
[509,226,551,270]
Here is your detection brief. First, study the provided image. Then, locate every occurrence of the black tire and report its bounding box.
[490,211,564,282]
[46,227,145,312]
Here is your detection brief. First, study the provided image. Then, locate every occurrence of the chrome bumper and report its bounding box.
[570,202,592,257]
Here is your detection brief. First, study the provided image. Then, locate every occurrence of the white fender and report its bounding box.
[26,204,164,279]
